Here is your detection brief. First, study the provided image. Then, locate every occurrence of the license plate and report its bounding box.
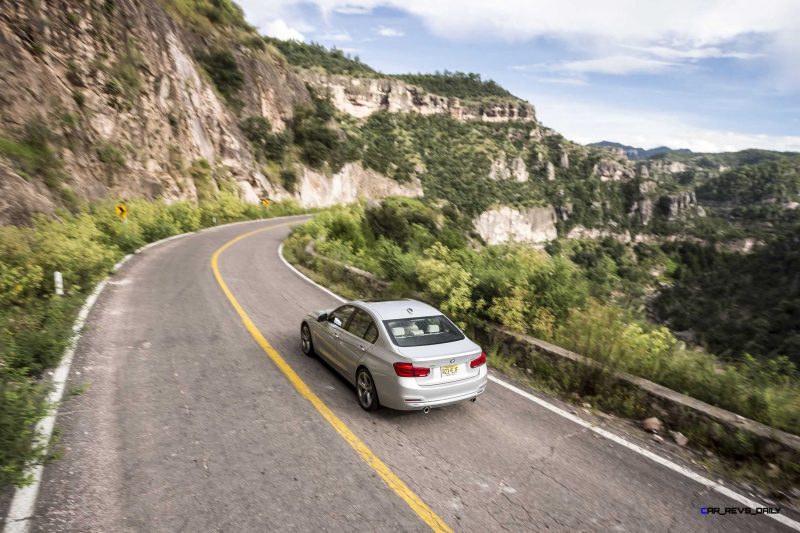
[441,364,459,377]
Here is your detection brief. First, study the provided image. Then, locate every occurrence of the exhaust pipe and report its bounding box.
[422,406,430,414]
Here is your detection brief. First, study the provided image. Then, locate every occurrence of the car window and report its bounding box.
[383,315,464,347]
[329,305,355,328]
[363,322,379,344]
[346,309,378,343]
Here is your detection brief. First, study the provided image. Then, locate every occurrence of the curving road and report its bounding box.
[9,216,797,532]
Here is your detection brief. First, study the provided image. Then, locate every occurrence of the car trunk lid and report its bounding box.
[396,339,482,386]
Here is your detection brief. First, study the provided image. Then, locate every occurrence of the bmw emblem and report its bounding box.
[449,359,455,364]
[406,308,414,314]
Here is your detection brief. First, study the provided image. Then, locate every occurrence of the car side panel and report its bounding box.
[336,329,368,382]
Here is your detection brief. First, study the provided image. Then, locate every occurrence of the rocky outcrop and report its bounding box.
[301,72,536,123]
[657,191,697,220]
[647,160,689,175]
[474,206,558,245]
[546,161,556,181]
[566,225,631,243]
[292,163,423,208]
[592,158,634,182]
[489,156,528,182]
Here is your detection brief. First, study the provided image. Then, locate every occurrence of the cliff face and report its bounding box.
[0,0,425,224]
[474,206,558,245]
[0,0,311,222]
[300,72,536,123]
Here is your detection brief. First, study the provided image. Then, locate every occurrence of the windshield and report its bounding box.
[383,315,465,347]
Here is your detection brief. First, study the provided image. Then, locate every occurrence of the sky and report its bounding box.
[236,0,800,153]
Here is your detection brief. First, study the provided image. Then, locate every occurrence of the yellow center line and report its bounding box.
[211,222,454,533]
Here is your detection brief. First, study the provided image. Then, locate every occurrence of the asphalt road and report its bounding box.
[17,216,796,532]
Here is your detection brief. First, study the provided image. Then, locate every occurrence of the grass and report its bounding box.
[0,195,306,489]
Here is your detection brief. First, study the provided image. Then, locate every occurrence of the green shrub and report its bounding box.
[291,91,358,171]
[279,168,297,193]
[189,158,216,201]
[0,370,49,487]
[264,38,378,77]
[240,116,288,162]
[0,120,65,188]
[394,71,515,99]
[194,48,244,107]
[0,194,307,488]
[164,0,253,34]
[71,90,85,109]
[96,141,126,170]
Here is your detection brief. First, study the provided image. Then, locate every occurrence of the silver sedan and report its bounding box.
[300,299,488,412]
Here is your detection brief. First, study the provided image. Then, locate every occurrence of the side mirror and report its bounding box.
[317,313,328,322]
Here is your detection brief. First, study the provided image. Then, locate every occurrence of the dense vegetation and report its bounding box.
[290,90,359,172]
[655,216,800,365]
[394,71,515,99]
[263,37,378,77]
[696,159,800,205]
[285,199,800,437]
[194,48,244,108]
[163,0,255,37]
[0,194,303,488]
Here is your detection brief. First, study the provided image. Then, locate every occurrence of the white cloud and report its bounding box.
[334,5,371,14]
[258,0,800,84]
[558,55,677,75]
[536,77,589,86]
[315,31,352,41]
[376,25,404,37]
[531,94,800,153]
[262,19,305,41]
[296,0,799,43]
[633,44,762,61]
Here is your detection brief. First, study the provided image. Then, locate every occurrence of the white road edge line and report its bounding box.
[276,242,800,532]
[3,214,310,533]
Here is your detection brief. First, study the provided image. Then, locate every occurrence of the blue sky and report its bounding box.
[237,0,800,153]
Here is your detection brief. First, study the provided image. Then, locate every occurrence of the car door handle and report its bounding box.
[333,333,340,339]
[358,345,366,351]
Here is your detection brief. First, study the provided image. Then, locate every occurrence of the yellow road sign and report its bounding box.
[116,202,128,219]
[261,198,271,207]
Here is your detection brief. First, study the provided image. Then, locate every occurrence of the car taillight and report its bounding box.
[393,362,430,377]
[470,351,487,368]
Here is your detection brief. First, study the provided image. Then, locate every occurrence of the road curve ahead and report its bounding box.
[18,217,796,532]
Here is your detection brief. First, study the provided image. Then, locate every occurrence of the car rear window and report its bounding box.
[383,315,464,347]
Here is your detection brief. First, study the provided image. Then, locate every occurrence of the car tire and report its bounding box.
[301,323,315,357]
[356,367,380,411]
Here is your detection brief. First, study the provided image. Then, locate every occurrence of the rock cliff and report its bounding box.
[474,206,558,245]
[0,0,426,223]
[300,72,536,123]
[0,0,312,222]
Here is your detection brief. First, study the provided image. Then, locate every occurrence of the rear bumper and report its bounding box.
[376,366,488,410]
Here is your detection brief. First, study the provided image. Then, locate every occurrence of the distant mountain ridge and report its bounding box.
[588,140,692,160]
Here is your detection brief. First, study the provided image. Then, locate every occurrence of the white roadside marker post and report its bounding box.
[54,271,64,296]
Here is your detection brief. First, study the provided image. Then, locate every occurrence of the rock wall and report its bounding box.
[474,206,558,245]
[592,158,634,182]
[0,0,315,222]
[301,72,536,123]
[489,156,529,182]
[293,163,423,208]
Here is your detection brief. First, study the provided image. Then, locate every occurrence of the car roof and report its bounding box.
[351,299,442,321]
